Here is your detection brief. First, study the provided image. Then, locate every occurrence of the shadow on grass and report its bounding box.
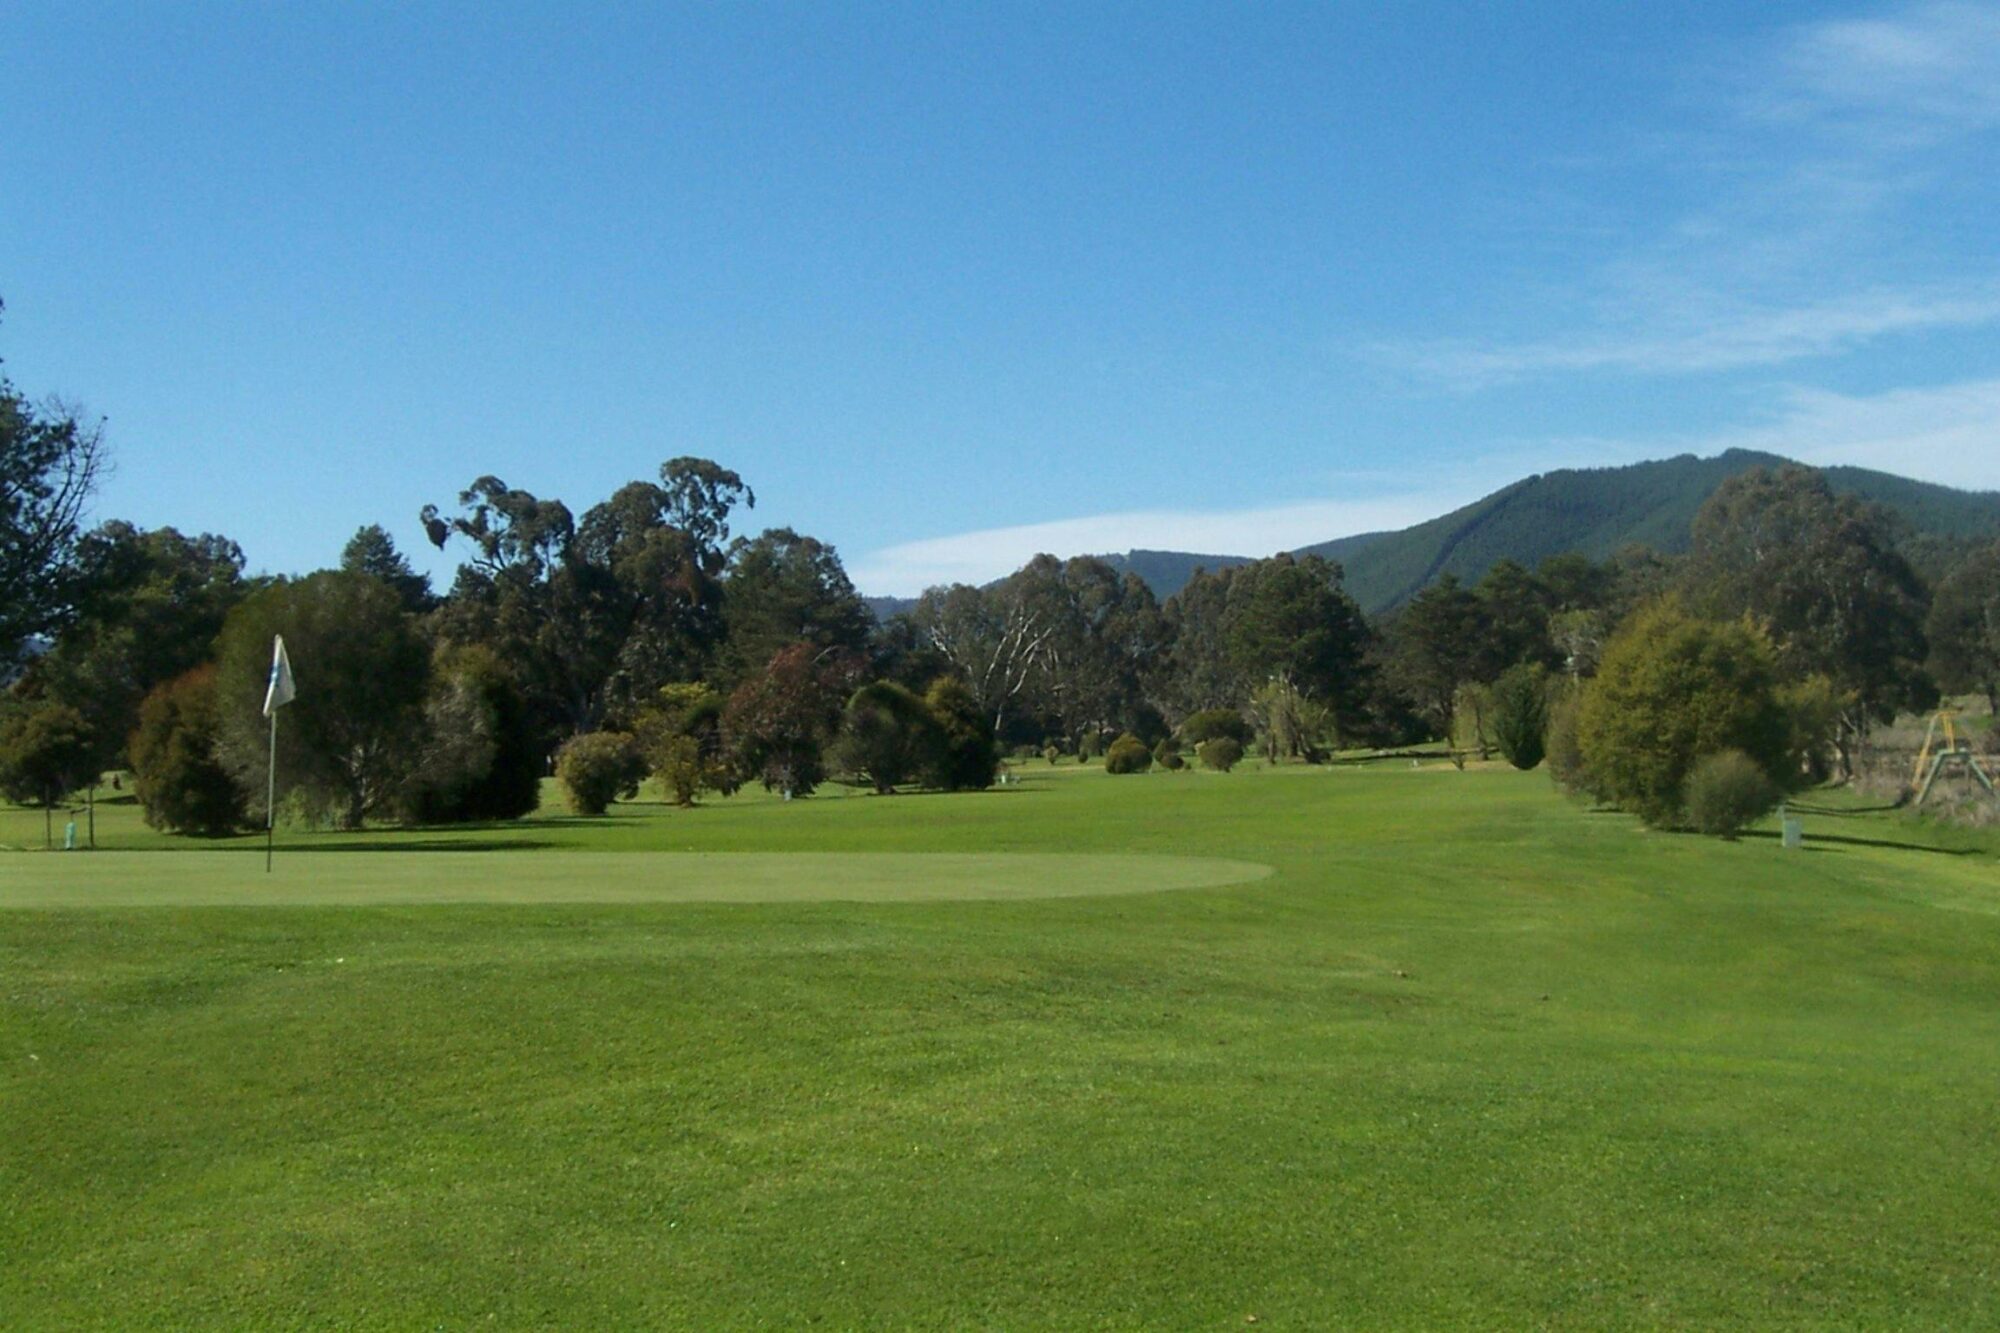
[298,839,566,854]
[314,839,565,854]
[1738,828,1975,857]
[165,838,566,854]
[864,785,1046,800]
[1782,800,1906,817]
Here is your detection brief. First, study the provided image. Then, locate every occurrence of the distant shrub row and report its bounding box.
[554,674,998,815]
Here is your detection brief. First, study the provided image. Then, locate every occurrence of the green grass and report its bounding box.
[4,763,2000,1327]
[2,850,1270,907]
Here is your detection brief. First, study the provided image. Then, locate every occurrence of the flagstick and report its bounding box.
[263,633,295,873]
[266,708,277,874]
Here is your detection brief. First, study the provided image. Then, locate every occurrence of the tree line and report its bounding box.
[4,322,1998,838]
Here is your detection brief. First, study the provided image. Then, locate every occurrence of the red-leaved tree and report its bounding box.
[721,643,858,798]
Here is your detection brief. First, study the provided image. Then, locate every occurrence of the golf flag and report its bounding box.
[263,635,295,716]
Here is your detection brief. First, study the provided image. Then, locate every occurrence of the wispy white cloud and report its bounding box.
[1525,374,2000,492]
[1764,1,2000,134]
[1385,2,2000,387]
[1700,375,2000,491]
[1387,287,2000,388]
[848,493,1477,597]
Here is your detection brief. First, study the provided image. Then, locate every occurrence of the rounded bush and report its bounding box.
[1179,708,1252,747]
[1682,749,1779,839]
[1576,602,1791,827]
[1153,737,1184,770]
[922,676,998,792]
[555,731,645,816]
[1197,737,1243,772]
[129,667,246,836]
[1104,733,1153,775]
[836,680,940,794]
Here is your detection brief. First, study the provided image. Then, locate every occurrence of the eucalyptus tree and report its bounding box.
[1162,554,1369,733]
[1001,555,1170,746]
[719,528,873,689]
[1682,466,1933,770]
[909,578,1058,735]
[423,458,754,737]
[213,571,430,829]
[1222,554,1372,735]
[0,315,106,666]
[1160,562,1239,716]
[1926,539,2000,715]
[1384,575,1488,740]
[24,522,251,769]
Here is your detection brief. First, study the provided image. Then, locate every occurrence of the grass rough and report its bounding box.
[4,763,1999,1326]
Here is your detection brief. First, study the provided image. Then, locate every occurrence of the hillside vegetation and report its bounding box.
[1303,449,2000,612]
[889,450,2000,614]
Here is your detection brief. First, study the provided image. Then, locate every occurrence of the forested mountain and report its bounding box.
[1095,549,1253,599]
[1306,450,2000,612]
[864,594,920,622]
[858,451,2000,614]
[864,549,1250,621]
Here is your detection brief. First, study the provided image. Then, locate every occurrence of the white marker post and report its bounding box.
[262,635,296,873]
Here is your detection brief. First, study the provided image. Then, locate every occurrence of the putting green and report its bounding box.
[0,850,1272,908]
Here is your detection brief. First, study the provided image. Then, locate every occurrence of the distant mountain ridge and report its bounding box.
[1304,450,2000,612]
[1095,549,1254,599]
[861,451,2000,618]
[861,550,1251,621]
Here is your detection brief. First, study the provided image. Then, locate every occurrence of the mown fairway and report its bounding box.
[5,764,2000,1327]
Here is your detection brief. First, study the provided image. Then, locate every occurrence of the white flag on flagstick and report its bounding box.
[263,635,295,716]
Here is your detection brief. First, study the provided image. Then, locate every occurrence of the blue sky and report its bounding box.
[5,2,1998,595]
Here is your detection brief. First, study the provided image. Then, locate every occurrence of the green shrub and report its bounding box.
[1544,688,1597,799]
[1104,733,1153,774]
[1041,744,1061,765]
[1250,678,1330,763]
[1682,749,1779,838]
[1179,708,1252,747]
[635,683,736,807]
[922,677,997,791]
[1197,737,1243,772]
[1577,601,1793,827]
[1490,663,1550,770]
[1778,674,1847,786]
[835,680,942,793]
[1153,737,1184,770]
[646,734,702,806]
[0,701,94,812]
[401,645,543,824]
[555,731,645,816]
[129,667,246,837]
